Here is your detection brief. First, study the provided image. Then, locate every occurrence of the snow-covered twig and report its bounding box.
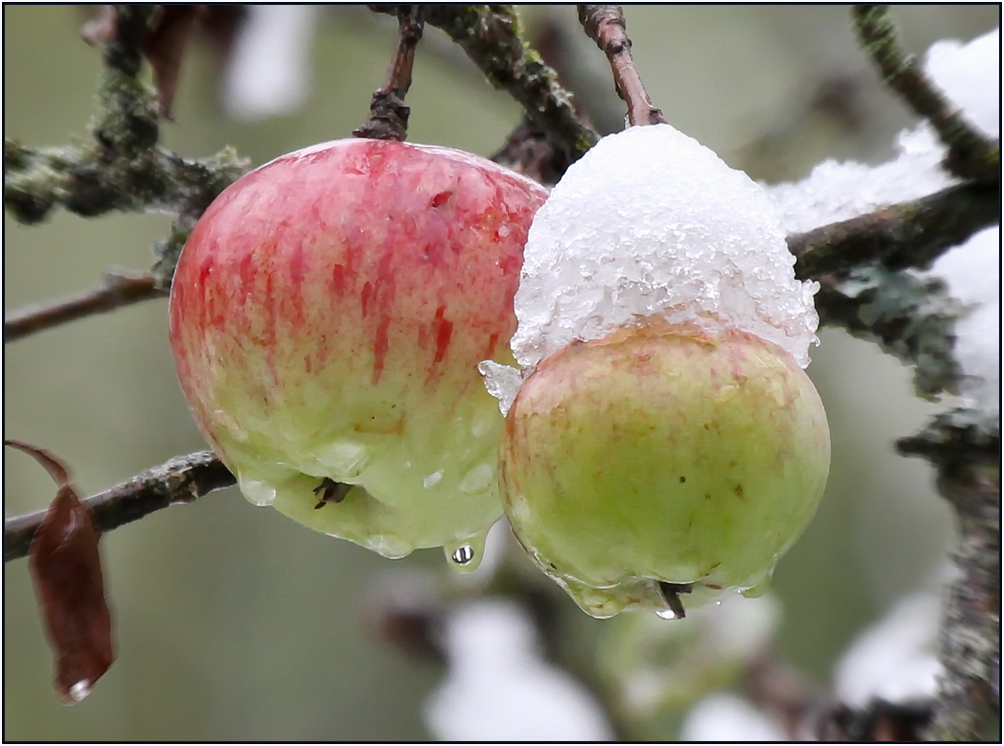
[788,181,998,278]
[852,5,998,183]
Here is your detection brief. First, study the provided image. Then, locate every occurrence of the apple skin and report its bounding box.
[499,321,830,618]
[169,138,548,564]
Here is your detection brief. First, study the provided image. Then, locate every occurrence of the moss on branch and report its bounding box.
[421,5,598,162]
[852,5,999,183]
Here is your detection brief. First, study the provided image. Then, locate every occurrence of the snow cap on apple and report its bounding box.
[170,138,547,569]
[483,124,830,618]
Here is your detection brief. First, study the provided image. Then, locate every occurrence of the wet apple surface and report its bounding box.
[499,322,831,618]
[169,138,548,566]
[485,124,832,618]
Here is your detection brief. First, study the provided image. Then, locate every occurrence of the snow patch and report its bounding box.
[424,599,613,741]
[484,124,819,412]
[681,693,787,741]
[834,591,941,706]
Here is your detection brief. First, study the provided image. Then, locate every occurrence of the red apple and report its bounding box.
[169,138,548,567]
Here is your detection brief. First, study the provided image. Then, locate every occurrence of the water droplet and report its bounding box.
[423,470,444,489]
[655,608,678,620]
[451,544,475,566]
[458,463,493,494]
[238,477,277,506]
[469,407,496,438]
[444,533,487,573]
[68,680,91,703]
[316,439,369,480]
[741,576,773,598]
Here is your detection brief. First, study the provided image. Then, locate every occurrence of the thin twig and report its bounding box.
[816,700,933,740]
[491,118,570,186]
[4,271,167,343]
[354,5,425,141]
[898,412,1001,740]
[417,5,598,163]
[577,5,666,127]
[4,451,236,563]
[852,5,999,183]
[787,180,1000,278]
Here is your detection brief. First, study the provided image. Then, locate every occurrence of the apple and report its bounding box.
[169,138,548,567]
[498,320,830,618]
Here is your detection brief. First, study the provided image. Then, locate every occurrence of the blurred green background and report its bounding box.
[4,5,998,740]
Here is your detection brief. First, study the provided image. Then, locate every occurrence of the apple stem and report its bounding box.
[577,5,668,127]
[354,5,425,141]
[657,581,692,619]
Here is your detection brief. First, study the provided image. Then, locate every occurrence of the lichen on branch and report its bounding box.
[852,5,999,183]
[5,451,236,564]
[898,412,1001,740]
[418,5,598,162]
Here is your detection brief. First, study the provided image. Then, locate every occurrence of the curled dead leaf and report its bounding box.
[6,439,114,705]
[80,5,245,119]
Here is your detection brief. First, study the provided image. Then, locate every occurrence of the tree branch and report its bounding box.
[4,139,246,236]
[490,118,571,186]
[813,266,965,400]
[852,5,999,183]
[898,412,1001,740]
[788,181,1000,278]
[4,4,249,286]
[4,451,235,563]
[577,5,666,127]
[417,5,598,163]
[4,271,167,343]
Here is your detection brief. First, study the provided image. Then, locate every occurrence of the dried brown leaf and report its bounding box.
[6,439,114,705]
[80,5,117,46]
[80,5,203,119]
[144,6,201,119]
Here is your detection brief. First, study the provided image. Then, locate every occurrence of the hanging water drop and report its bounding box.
[451,544,475,566]
[655,608,678,620]
[237,476,277,506]
[67,680,91,703]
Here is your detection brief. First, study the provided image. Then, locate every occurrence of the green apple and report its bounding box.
[499,321,830,618]
[169,138,547,567]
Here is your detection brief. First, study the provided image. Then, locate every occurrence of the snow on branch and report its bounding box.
[853,5,999,183]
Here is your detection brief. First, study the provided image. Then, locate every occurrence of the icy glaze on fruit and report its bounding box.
[170,138,547,564]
